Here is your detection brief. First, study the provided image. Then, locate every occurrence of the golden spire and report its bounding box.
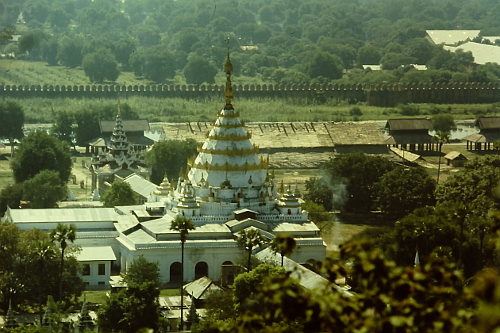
[224,39,233,109]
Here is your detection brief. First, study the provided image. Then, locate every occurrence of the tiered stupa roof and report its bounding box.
[110,110,131,158]
[188,52,267,189]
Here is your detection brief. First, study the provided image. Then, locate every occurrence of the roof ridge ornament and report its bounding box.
[224,38,233,109]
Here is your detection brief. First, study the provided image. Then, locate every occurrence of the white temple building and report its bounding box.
[3,52,326,286]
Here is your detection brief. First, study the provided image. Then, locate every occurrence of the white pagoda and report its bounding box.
[114,52,325,283]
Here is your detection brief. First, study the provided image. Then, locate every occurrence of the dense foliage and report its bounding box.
[145,139,198,184]
[0,222,84,313]
[10,130,72,184]
[0,100,24,155]
[2,0,500,84]
[97,256,161,333]
[306,152,396,213]
[100,182,138,208]
[194,235,500,333]
[22,169,68,208]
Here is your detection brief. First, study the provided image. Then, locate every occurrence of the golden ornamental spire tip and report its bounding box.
[224,38,233,108]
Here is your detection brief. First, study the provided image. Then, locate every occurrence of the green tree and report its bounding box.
[237,229,267,272]
[23,170,68,208]
[41,37,59,66]
[432,114,456,133]
[435,155,500,215]
[47,7,70,28]
[51,111,75,147]
[100,182,138,207]
[304,177,334,211]
[376,166,436,218]
[73,109,101,151]
[0,100,25,157]
[232,264,285,314]
[433,131,451,184]
[0,27,14,45]
[122,255,161,288]
[380,52,416,70]
[304,51,343,79]
[82,48,120,82]
[11,131,72,184]
[0,183,23,216]
[18,30,46,60]
[57,36,83,68]
[170,216,196,330]
[98,256,161,333]
[141,45,176,82]
[146,139,198,184]
[50,223,76,302]
[270,234,296,266]
[357,44,381,65]
[183,55,218,85]
[0,223,83,311]
[114,37,137,69]
[317,152,395,213]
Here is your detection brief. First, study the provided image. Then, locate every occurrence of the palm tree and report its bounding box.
[170,216,195,331]
[237,229,267,271]
[50,223,76,302]
[433,131,450,184]
[270,234,297,267]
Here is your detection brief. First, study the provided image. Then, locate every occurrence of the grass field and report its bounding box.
[4,95,499,124]
[2,60,499,123]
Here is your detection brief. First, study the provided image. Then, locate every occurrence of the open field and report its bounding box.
[4,95,499,124]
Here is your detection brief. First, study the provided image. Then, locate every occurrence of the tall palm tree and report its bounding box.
[50,223,76,302]
[270,234,297,267]
[170,216,195,330]
[433,131,450,184]
[237,228,267,271]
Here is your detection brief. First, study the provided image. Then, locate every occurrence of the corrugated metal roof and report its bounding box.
[444,42,500,65]
[184,276,222,299]
[77,246,116,261]
[426,30,480,45]
[123,174,157,198]
[7,207,118,223]
[386,118,433,131]
[100,120,150,133]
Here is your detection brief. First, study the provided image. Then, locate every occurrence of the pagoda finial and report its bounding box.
[224,38,234,109]
[117,99,122,117]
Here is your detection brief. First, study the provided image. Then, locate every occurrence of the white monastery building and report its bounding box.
[3,53,326,286]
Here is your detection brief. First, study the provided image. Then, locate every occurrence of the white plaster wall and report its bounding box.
[80,260,112,286]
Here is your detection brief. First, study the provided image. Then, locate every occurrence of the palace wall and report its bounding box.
[0,82,498,106]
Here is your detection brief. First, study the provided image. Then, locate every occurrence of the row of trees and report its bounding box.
[305,152,500,277]
[3,0,500,85]
[305,152,436,216]
[194,233,500,333]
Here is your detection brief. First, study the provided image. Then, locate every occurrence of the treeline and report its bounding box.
[1,0,500,85]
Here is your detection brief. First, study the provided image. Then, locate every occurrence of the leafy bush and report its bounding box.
[398,104,420,116]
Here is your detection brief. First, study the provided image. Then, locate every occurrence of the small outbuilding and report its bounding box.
[385,118,435,151]
[444,151,468,167]
[464,117,500,151]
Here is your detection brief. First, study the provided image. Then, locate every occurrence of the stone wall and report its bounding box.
[0,82,498,106]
